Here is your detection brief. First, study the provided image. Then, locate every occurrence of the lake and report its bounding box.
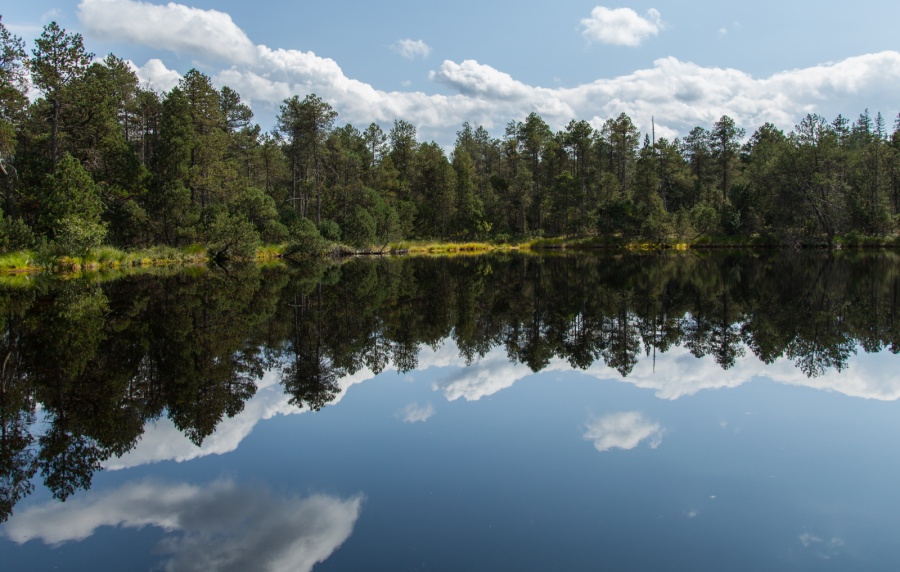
[1,250,899,571]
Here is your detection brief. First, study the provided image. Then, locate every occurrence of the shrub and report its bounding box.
[207,212,261,261]
[318,219,341,242]
[0,217,38,252]
[284,217,327,257]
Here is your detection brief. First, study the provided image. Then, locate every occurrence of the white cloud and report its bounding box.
[398,402,435,423]
[77,0,258,65]
[131,58,182,92]
[581,6,663,47]
[75,0,900,146]
[2,479,363,572]
[40,9,62,23]
[429,344,535,402]
[4,23,43,37]
[583,411,664,452]
[392,39,431,60]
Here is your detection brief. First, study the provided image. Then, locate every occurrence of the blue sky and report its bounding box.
[4,1,900,144]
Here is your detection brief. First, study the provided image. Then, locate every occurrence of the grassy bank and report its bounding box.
[387,240,525,255]
[0,243,292,276]
[4,232,899,278]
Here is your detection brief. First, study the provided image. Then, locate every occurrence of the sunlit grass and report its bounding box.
[390,240,522,254]
[255,243,287,260]
[0,272,35,288]
[0,251,34,271]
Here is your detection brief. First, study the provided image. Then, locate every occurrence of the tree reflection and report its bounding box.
[0,250,899,518]
[282,284,340,412]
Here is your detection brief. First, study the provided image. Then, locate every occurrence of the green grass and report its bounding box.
[255,243,287,260]
[0,251,34,271]
[390,240,522,254]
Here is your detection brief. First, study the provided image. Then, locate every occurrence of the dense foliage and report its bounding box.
[2,20,900,256]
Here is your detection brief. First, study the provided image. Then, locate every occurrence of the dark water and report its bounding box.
[1,251,899,571]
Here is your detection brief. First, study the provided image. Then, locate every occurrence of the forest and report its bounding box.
[2,19,900,261]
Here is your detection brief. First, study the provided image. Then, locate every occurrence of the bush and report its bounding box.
[262,219,289,243]
[284,217,327,257]
[52,216,107,257]
[344,206,376,249]
[318,219,341,242]
[0,216,38,252]
[206,212,260,261]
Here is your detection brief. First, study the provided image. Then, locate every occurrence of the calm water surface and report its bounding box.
[1,251,899,571]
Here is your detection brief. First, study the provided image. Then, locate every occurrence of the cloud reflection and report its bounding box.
[2,479,363,572]
[107,367,375,470]
[398,403,435,423]
[105,337,899,471]
[583,412,664,452]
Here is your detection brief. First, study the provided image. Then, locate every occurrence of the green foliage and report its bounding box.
[0,216,38,251]
[52,215,107,257]
[262,219,289,244]
[597,197,640,237]
[344,205,377,249]
[39,154,107,255]
[284,217,327,257]
[206,211,261,261]
[318,219,341,242]
[688,202,720,239]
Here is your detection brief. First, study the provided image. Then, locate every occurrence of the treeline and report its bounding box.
[2,20,900,258]
[2,251,899,518]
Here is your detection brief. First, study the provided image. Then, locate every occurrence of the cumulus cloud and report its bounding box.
[581,6,663,47]
[3,479,363,572]
[78,0,257,64]
[583,411,664,452]
[392,39,431,60]
[131,58,182,92]
[398,402,436,423]
[430,344,535,402]
[77,1,900,157]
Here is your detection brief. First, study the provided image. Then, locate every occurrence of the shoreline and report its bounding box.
[2,236,899,277]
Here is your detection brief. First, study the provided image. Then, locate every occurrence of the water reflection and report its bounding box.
[583,412,665,452]
[0,251,898,520]
[3,479,363,572]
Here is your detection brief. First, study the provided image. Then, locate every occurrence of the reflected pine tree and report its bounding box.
[281,283,340,411]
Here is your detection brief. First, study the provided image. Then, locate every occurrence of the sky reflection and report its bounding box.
[108,338,897,471]
[3,479,363,572]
